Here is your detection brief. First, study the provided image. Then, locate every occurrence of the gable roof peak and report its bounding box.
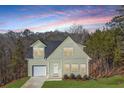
[67,35,71,38]
[65,35,73,40]
[30,40,46,47]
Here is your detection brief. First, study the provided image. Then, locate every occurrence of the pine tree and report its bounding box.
[11,38,27,79]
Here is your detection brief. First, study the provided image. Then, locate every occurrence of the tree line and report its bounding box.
[0,26,89,86]
[86,5,124,78]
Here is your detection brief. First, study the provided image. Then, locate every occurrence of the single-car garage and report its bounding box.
[32,65,46,76]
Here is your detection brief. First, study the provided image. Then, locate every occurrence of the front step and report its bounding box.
[47,77,62,81]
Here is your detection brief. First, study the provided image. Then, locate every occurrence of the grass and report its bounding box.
[42,75,124,88]
[1,77,30,88]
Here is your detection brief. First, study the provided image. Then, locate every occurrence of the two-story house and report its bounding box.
[27,36,91,80]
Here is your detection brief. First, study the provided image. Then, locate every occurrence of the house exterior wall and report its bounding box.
[27,59,48,77]
[62,59,88,76]
[47,37,90,78]
[28,40,48,77]
[27,36,90,79]
[31,40,46,59]
[47,37,89,59]
[48,59,62,79]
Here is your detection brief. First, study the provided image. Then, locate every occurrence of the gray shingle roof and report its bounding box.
[26,40,63,59]
[26,47,33,58]
[26,36,87,59]
[44,41,63,58]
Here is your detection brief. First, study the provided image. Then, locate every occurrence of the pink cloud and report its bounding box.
[18,8,103,20]
[18,10,69,20]
[19,13,55,20]
[55,11,66,15]
[0,29,9,33]
[18,9,68,20]
[29,15,113,32]
[73,16,113,24]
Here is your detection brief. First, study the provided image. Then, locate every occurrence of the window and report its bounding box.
[71,64,78,72]
[64,64,70,72]
[33,48,44,57]
[63,48,73,57]
[80,64,86,74]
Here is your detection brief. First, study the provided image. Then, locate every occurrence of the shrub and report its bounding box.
[63,74,69,80]
[82,75,90,80]
[70,73,76,79]
[76,74,82,80]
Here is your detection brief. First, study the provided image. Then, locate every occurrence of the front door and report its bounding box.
[53,64,59,74]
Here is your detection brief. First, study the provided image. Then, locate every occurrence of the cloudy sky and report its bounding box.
[0,5,119,33]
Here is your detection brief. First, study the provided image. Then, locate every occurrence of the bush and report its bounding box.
[63,74,69,80]
[70,73,76,79]
[76,74,82,80]
[82,75,90,80]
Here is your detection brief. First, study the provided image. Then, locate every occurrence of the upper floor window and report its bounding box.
[63,48,73,57]
[33,48,44,57]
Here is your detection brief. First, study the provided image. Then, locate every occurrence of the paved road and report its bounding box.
[21,77,46,88]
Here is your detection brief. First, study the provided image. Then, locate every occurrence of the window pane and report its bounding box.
[71,64,78,72]
[80,64,86,74]
[34,48,44,57]
[64,64,70,72]
[63,48,73,56]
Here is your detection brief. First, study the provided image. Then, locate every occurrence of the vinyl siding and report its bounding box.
[28,59,48,76]
[47,37,89,78]
[28,36,90,78]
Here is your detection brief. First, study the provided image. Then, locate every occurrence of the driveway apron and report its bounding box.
[21,77,46,88]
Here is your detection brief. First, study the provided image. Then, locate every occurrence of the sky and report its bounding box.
[0,5,120,33]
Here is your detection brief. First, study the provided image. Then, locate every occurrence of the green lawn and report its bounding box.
[42,75,124,88]
[2,77,30,88]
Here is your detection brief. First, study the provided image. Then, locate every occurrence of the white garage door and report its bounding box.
[33,66,46,76]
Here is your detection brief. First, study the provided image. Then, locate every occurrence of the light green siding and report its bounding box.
[28,36,90,79]
[48,60,62,78]
[28,40,48,77]
[31,40,46,59]
[62,59,88,76]
[28,59,48,76]
[47,37,90,78]
[48,37,89,59]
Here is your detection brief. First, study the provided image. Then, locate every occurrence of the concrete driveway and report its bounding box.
[21,77,46,88]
